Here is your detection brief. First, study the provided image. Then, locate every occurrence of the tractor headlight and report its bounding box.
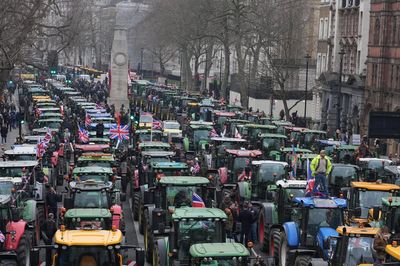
[61,245,67,250]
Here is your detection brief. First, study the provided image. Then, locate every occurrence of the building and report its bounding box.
[316,0,370,135]
[362,0,400,154]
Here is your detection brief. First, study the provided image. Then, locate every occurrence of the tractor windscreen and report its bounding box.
[178,219,224,247]
[0,167,24,177]
[307,208,342,236]
[262,138,282,151]
[0,182,13,195]
[258,164,286,182]
[233,158,249,172]
[78,174,109,183]
[356,190,391,218]
[193,130,209,144]
[166,186,198,208]
[344,237,374,265]
[58,246,115,266]
[330,166,357,186]
[74,191,108,208]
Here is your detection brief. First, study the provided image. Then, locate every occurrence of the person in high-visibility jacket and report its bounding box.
[310,150,332,195]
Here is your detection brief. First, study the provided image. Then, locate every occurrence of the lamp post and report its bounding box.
[337,48,345,131]
[304,54,311,126]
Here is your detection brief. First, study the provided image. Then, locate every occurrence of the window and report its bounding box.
[325,18,329,38]
[317,54,322,76]
[322,54,326,73]
[391,65,394,88]
[375,18,380,45]
[393,16,397,45]
[319,19,324,39]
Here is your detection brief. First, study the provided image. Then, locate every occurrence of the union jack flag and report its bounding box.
[85,114,92,127]
[36,141,47,158]
[209,128,219,137]
[109,124,129,141]
[152,119,162,130]
[96,103,103,109]
[192,192,205,208]
[234,127,242,139]
[78,126,90,143]
[0,231,5,242]
[35,108,42,117]
[42,128,52,144]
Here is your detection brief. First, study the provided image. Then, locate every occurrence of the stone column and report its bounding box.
[109,27,129,112]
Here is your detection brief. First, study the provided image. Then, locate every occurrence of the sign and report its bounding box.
[352,134,361,145]
[369,112,400,138]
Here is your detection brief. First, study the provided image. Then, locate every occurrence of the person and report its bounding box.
[238,201,253,245]
[95,121,105,138]
[224,208,234,239]
[373,226,391,264]
[249,203,258,243]
[41,212,57,265]
[45,185,58,216]
[0,124,8,144]
[238,166,252,182]
[174,190,191,208]
[310,150,332,195]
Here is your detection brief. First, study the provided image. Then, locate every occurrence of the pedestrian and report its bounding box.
[249,203,259,243]
[373,226,390,264]
[95,121,105,138]
[310,150,332,195]
[45,185,58,216]
[238,201,253,245]
[0,124,8,144]
[41,212,57,265]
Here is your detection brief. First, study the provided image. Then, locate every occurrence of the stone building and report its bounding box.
[315,0,370,135]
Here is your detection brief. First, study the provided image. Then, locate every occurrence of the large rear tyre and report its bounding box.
[144,214,153,263]
[270,229,280,265]
[279,232,292,266]
[139,204,144,234]
[133,192,139,221]
[16,234,30,266]
[258,213,265,248]
[294,255,312,266]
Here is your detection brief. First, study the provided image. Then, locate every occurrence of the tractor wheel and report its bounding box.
[153,243,160,266]
[16,234,31,266]
[270,229,280,265]
[132,192,139,221]
[0,260,17,266]
[279,232,292,266]
[145,216,153,263]
[153,240,167,266]
[294,255,312,266]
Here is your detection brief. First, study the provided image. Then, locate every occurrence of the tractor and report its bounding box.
[0,194,31,266]
[256,179,307,252]
[63,180,125,232]
[257,133,287,160]
[139,176,214,262]
[270,196,346,266]
[309,226,379,266]
[328,164,360,197]
[186,121,213,153]
[152,207,231,266]
[346,181,400,226]
[31,218,145,266]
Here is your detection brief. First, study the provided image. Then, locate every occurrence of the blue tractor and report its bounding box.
[271,196,347,266]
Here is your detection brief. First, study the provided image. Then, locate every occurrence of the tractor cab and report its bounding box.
[218,149,262,185]
[189,243,252,266]
[328,164,360,197]
[276,196,346,265]
[71,166,119,188]
[210,137,247,168]
[313,139,344,157]
[153,207,228,266]
[61,208,113,230]
[381,196,400,235]
[4,145,37,161]
[146,162,189,187]
[333,144,359,164]
[33,118,62,132]
[347,181,400,225]
[76,153,117,168]
[238,124,277,142]
[135,129,163,143]
[257,133,287,160]
[311,226,379,266]
[138,141,171,153]
[187,121,213,152]
[357,158,394,183]
[74,144,111,162]
[212,111,237,129]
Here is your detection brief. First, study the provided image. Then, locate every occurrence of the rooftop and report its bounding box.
[172,207,226,220]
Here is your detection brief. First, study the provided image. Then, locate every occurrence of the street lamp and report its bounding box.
[337,48,346,131]
[304,54,311,126]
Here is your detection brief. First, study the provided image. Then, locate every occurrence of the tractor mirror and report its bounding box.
[143,191,153,205]
[31,247,40,266]
[120,193,126,202]
[63,197,73,209]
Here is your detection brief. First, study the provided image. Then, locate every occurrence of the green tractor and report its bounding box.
[257,133,287,160]
[139,176,214,262]
[255,179,307,252]
[152,207,264,266]
[187,121,214,152]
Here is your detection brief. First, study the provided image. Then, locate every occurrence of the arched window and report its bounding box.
[393,16,397,45]
[374,18,380,45]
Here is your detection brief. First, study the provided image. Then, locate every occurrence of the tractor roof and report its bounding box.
[225,149,262,157]
[150,162,188,169]
[159,176,209,186]
[69,180,113,190]
[358,158,393,164]
[77,154,114,161]
[136,129,162,134]
[0,161,38,167]
[336,226,380,236]
[190,243,250,258]
[382,197,400,207]
[252,160,288,167]
[351,181,400,191]
[65,208,111,219]
[38,107,59,111]
[316,139,344,146]
[172,207,227,220]
[54,229,122,246]
[386,244,400,261]
[258,133,287,139]
[213,111,236,117]
[73,167,113,175]
[141,151,175,157]
[210,137,246,142]
[189,124,213,130]
[189,121,214,126]
[74,144,110,151]
[276,179,307,188]
[139,142,171,148]
[293,197,347,208]
[5,145,36,155]
[243,124,276,129]
[281,147,312,153]
[336,144,359,151]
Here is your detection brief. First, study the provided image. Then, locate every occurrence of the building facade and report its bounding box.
[316,0,370,135]
[362,0,400,154]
